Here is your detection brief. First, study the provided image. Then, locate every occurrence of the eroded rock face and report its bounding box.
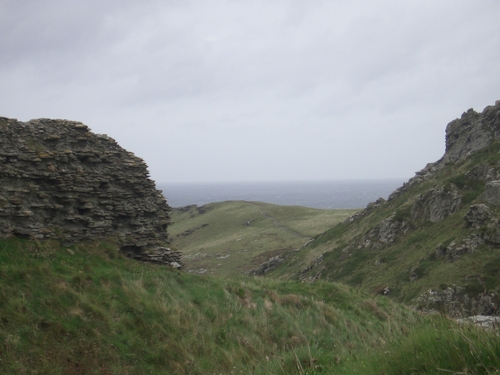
[443,108,493,164]
[0,117,179,266]
[411,185,462,223]
[434,203,500,263]
[359,214,412,250]
[414,286,498,317]
[248,256,285,276]
[343,197,386,223]
[388,102,500,202]
[435,235,485,262]
[482,180,500,206]
[464,204,491,228]
[465,164,498,183]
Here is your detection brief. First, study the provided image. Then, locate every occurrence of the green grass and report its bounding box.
[2,237,498,374]
[339,318,500,375]
[169,201,358,277]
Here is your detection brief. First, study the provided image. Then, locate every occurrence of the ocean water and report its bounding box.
[158,179,406,209]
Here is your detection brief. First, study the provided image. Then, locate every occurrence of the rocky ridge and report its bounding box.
[387,100,500,201]
[260,100,500,317]
[0,117,182,267]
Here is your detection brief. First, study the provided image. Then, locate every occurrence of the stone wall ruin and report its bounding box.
[0,117,181,266]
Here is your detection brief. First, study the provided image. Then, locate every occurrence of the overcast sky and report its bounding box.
[1,1,499,183]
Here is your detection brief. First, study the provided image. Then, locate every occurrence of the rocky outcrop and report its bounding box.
[434,202,500,263]
[121,246,183,268]
[248,255,285,276]
[0,117,181,267]
[414,286,498,317]
[464,203,491,228]
[411,185,462,223]
[482,180,500,206]
[344,197,386,223]
[442,108,493,164]
[465,164,499,183]
[388,162,444,201]
[388,101,500,201]
[357,214,412,250]
[342,184,463,255]
[435,235,485,262]
[299,254,325,283]
[456,315,500,329]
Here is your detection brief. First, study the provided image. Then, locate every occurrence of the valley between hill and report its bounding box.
[2,102,500,374]
[168,201,358,277]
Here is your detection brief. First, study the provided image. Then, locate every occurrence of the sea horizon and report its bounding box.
[157,179,407,210]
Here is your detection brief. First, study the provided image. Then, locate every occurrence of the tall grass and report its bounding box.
[0,238,499,374]
[341,315,500,374]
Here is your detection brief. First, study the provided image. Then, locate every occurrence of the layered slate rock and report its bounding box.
[0,117,181,266]
[411,185,462,223]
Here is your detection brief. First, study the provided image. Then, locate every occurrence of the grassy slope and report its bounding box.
[1,238,499,375]
[168,201,358,276]
[273,141,500,306]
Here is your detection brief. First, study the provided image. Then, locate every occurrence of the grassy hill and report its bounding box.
[1,237,499,374]
[168,201,357,277]
[269,139,500,316]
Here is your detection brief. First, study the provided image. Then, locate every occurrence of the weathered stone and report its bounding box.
[343,197,386,223]
[442,109,493,164]
[249,256,285,276]
[483,223,500,245]
[482,180,500,206]
[389,102,500,202]
[436,235,485,262]
[298,254,325,282]
[457,315,500,329]
[411,185,462,223]
[465,164,498,183]
[120,246,183,266]
[464,204,491,228]
[0,117,180,267]
[357,213,412,250]
[414,286,498,317]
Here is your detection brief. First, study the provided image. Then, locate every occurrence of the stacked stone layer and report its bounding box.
[0,117,180,265]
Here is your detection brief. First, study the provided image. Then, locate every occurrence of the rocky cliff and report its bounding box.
[265,100,500,317]
[0,117,181,267]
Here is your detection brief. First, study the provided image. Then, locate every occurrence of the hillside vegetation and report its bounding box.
[269,104,500,317]
[1,238,499,375]
[168,201,357,277]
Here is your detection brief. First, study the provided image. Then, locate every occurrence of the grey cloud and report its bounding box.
[1,0,500,183]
